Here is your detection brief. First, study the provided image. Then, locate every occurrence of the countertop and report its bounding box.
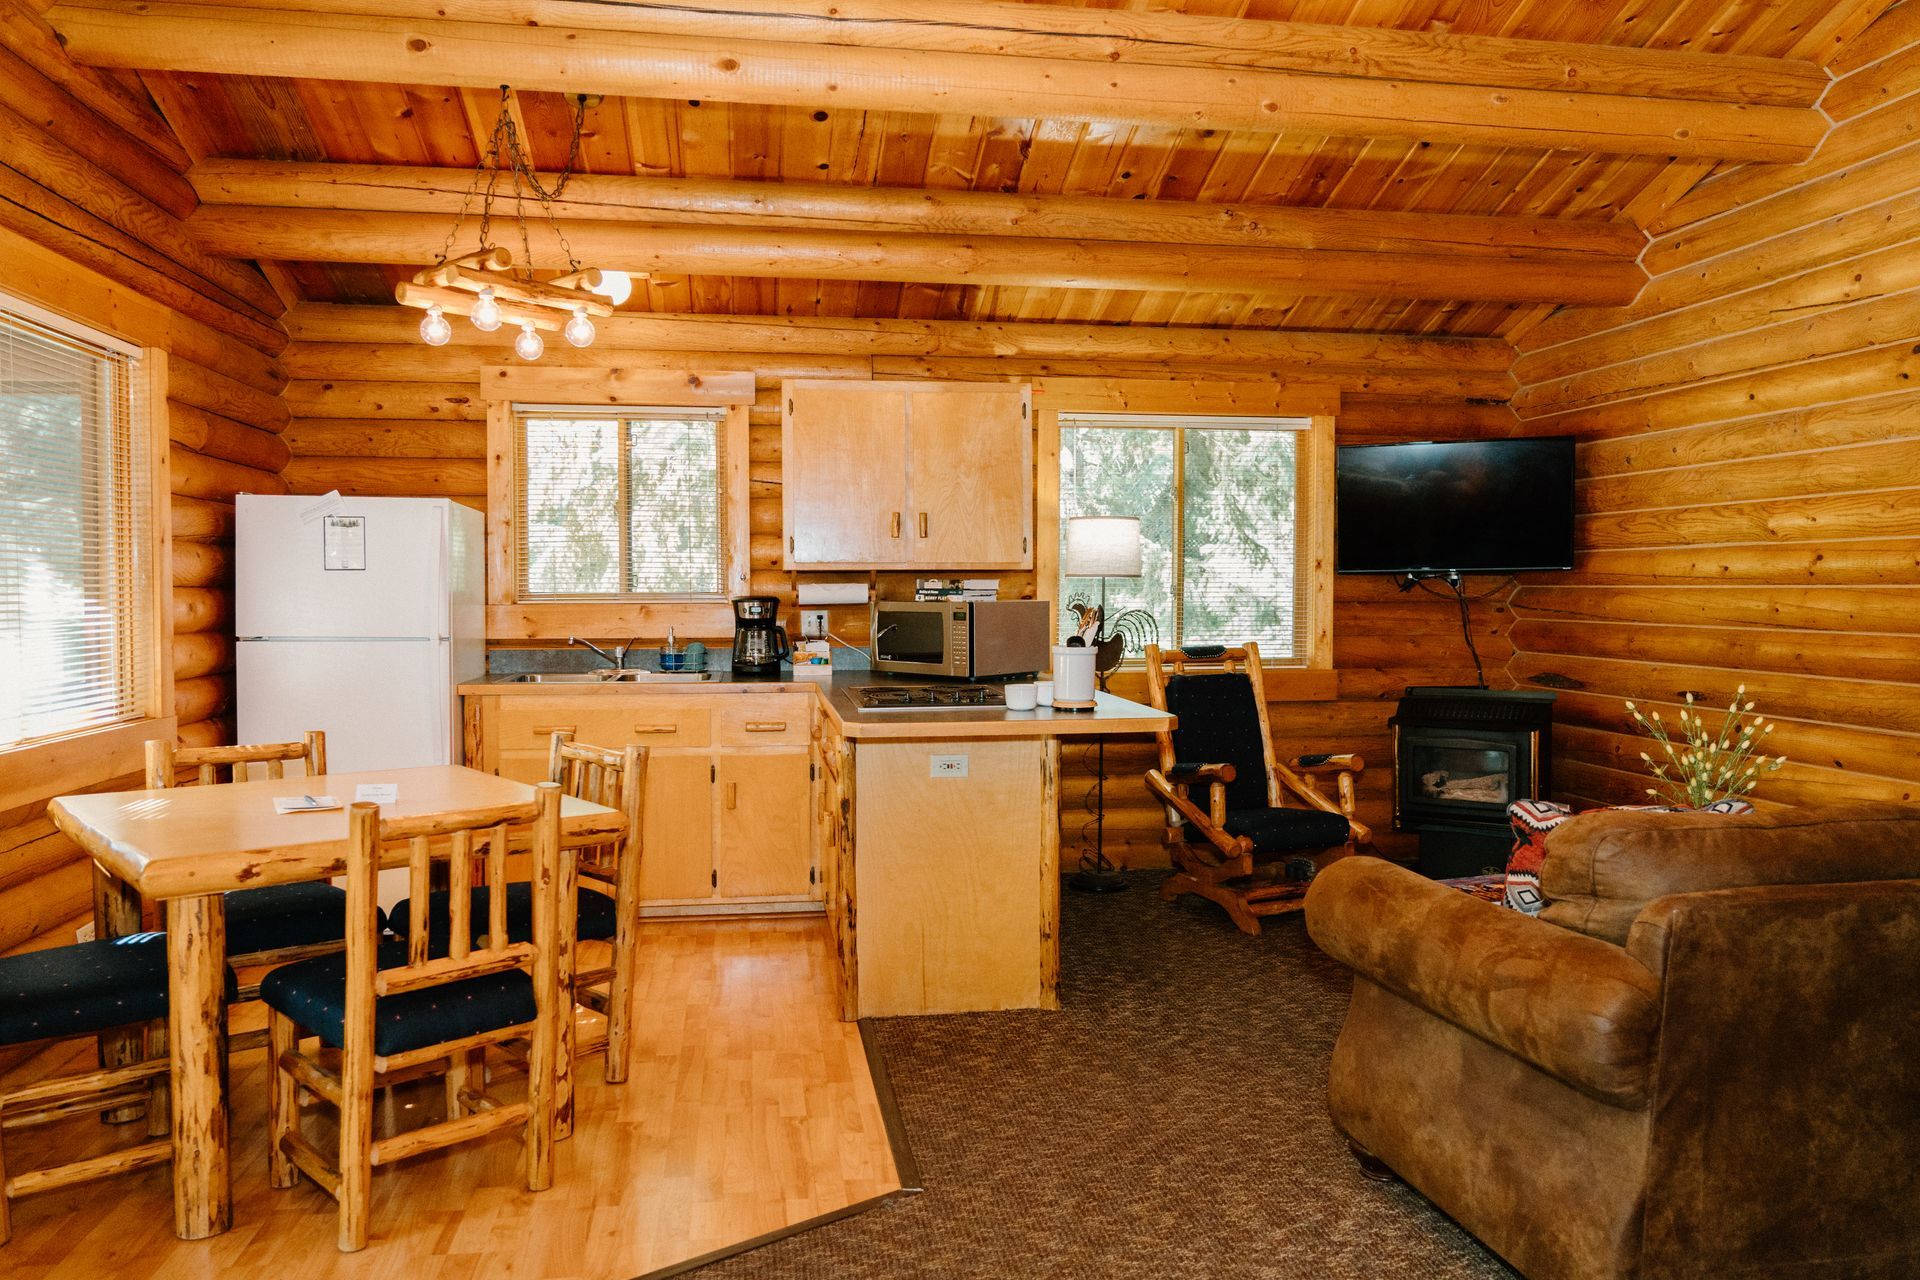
[459,668,1174,740]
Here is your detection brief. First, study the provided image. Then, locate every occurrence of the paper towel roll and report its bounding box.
[797,583,870,605]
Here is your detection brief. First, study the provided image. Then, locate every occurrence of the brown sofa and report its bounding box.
[1303,802,1920,1280]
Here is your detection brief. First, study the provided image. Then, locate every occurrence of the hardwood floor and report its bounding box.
[1,919,900,1278]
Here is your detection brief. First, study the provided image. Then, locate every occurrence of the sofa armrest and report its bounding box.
[1305,857,1662,1107]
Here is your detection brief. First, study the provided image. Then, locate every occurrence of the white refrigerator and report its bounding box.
[236,494,486,774]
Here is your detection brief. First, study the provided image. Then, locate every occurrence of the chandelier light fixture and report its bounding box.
[395,86,636,358]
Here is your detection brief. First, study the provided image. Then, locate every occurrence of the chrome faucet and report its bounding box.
[569,636,641,670]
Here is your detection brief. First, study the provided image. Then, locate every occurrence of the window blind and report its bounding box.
[513,406,727,601]
[1058,413,1313,662]
[0,297,151,750]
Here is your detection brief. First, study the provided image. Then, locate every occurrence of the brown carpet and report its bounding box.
[697,871,1520,1279]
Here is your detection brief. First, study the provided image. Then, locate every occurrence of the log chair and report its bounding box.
[1142,642,1370,935]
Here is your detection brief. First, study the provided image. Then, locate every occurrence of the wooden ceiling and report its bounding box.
[42,0,1897,338]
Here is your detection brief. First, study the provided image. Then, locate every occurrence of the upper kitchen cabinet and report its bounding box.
[782,381,1033,570]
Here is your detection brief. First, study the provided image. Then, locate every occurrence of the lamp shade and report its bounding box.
[1064,516,1143,578]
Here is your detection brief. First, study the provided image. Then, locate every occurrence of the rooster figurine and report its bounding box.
[1064,599,1158,688]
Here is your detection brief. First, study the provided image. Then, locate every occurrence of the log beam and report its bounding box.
[46,0,1825,163]
[188,159,1643,260]
[93,0,1834,107]
[286,302,1514,371]
[190,207,1642,306]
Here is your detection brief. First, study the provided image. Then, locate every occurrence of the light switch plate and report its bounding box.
[930,754,969,778]
[801,609,828,639]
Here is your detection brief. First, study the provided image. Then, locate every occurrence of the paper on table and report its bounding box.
[354,783,398,804]
[274,795,341,814]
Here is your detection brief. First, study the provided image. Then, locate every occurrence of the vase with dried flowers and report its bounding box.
[1624,685,1786,808]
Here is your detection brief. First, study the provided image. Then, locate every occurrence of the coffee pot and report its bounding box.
[731,596,791,677]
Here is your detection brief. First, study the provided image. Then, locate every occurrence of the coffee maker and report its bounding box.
[731,596,791,678]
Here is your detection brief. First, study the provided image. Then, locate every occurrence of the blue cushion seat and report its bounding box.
[225,882,384,958]
[1222,806,1353,857]
[386,882,618,948]
[259,939,536,1058]
[0,934,237,1045]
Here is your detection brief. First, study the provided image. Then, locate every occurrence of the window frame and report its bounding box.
[481,366,753,640]
[1035,378,1337,701]
[0,290,172,810]
[512,405,732,603]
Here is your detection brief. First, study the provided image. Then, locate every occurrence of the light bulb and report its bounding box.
[418,304,452,346]
[469,286,502,332]
[588,269,633,306]
[513,320,545,361]
[563,306,595,348]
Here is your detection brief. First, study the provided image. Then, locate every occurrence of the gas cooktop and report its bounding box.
[851,684,1007,711]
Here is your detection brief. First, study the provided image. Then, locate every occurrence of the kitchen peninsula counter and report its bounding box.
[459,669,1173,1019]
[459,669,1171,741]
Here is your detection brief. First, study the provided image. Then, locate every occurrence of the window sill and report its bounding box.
[0,715,177,813]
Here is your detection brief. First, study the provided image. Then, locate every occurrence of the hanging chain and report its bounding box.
[432,85,589,278]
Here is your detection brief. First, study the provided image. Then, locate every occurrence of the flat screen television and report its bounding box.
[1335,438,1576,576]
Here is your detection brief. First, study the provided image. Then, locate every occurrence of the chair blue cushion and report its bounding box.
[387,882,618,948]
[1223,806,1353,857]
[226,882,384,958]
[258,939,536,1058]
[0,934,236,1046]
[1163,673,1272,812]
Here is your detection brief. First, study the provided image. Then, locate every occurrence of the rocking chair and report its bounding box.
[1144,643,1370,935]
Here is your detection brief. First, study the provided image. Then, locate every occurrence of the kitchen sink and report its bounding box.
[503,670,711,683]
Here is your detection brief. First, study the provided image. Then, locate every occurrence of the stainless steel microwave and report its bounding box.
[870,599,1051,679]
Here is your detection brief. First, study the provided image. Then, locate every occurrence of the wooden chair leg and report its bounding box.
[445,1047,469,1119]
[338,1037,374,1251]
[603,934,635,1085]
[0,1103,11,1246]
[266,1013,298,1190]
[145,1020,171,1139]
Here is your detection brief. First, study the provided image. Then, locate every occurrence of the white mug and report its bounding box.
[1004,682,1039,711]
[1035,680,1055,706]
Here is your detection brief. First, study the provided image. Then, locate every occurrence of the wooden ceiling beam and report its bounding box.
[186,206,1645,306]
[46,0,1826,163]
[287,302,1516,371]
[187,159,1645,260]
[77,0,1833,107]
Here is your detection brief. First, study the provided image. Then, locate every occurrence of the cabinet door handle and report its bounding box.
[532,724,577,737]
[889,511,902,539]
[744,720,788,732]
[918,511,929,539]
[725,781,738,810]
[631,724,680,735]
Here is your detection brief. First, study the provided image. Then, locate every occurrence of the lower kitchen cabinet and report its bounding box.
[716,750,813,897]
[468,691,820,915]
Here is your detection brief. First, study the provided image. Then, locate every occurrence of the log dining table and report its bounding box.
[47,763,626,1241]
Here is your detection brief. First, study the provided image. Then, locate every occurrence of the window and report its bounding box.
[0,295,152,750]
[1058,413,1316,661]
[514,406,727,600]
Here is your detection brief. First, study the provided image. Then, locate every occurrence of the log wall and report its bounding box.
[0,27,287,963]
[280,306,1519,862]
[1507,17,1920,813]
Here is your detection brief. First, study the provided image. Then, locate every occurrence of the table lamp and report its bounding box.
[1064,515,1141,894]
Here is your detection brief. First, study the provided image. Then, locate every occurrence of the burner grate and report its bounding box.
[852,684,1007,711]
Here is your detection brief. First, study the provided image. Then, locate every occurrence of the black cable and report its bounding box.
[1451,578,1488,690]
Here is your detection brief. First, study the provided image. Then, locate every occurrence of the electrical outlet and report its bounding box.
[801,609,828,639]
[930,754,969,779]
[75,921,96,943]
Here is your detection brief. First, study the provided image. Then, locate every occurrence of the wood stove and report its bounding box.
[1391,687,1556,878]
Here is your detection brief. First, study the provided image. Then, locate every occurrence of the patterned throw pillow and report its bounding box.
[1501,798,1757,917]
[1504,800,1573,915]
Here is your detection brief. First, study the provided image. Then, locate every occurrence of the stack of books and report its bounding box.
[913,578,1000,601]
